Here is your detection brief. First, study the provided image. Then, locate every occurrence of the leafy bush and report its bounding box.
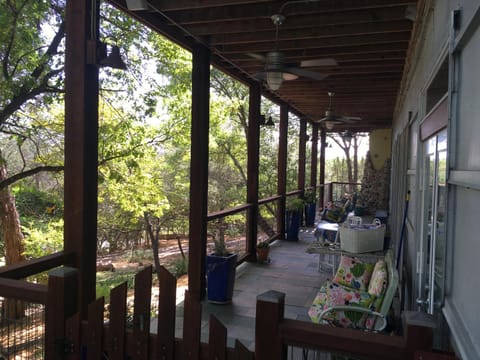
[169,257,188,278]
[22,219,64,258]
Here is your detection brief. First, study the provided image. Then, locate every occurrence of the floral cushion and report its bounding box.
[333,255,374,291]
[308,285,328,323]
[368,260,388,296]
[308,282,374,328]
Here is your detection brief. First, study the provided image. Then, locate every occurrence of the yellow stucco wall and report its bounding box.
[369,129,392,170]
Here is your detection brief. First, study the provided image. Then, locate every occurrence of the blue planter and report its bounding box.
[286,210,302,241]
[305,203,316,227]
[206,253,237,304]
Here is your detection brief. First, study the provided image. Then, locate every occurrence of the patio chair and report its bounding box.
[308,249,398,332]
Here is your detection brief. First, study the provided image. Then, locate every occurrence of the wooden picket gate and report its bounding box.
[60,265,254,360]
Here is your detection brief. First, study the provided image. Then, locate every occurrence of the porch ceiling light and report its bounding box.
[126,0,149,11]
[266,71,283,91]
[324,121,335,130]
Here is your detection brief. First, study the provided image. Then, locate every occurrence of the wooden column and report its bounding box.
[319,129,326,208]
[45,267,78,359]
[246,82,261,258]
[297,118,307,191]
[188,43,210,301]
[310,123,319,190]
[255,290,286,360]
[277,104,288,239]
[64,0,99,318]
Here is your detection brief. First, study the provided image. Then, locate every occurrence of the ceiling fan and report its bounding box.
[249,14,337,91]
[315,92,362,130]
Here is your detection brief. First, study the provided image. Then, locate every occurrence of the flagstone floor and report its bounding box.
[170,226,329,353]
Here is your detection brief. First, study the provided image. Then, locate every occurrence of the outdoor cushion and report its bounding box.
[308,282,374,328]
[333,255,374,291]
[368,260,388,296]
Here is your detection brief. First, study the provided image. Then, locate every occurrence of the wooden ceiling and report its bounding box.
[109,0,418,132]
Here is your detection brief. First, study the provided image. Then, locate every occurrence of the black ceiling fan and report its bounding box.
[314,92,362,129]
[249,14,337,90]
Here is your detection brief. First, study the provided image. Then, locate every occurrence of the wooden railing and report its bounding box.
[0,252,77,359]
[255,290,435,360]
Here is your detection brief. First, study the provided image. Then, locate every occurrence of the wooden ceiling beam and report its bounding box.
[148,0,270,12]
[210,20,413,46]
[164,0,417,25]
[181,7,414,36]
[228,51,408,65]
[220,32,411,54]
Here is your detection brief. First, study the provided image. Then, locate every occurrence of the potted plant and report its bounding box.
[354,192,366,216]
[285,197,305,241]
[205,237,237,304]
[303,189,317,227]
[256,240,270,263]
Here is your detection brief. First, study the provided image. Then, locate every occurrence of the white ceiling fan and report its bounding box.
[314,92,362,130]
[249,14,337,90]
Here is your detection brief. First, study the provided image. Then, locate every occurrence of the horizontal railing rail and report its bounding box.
[207,203,252,221]
[0,251,74,279]
[0,278,48,304]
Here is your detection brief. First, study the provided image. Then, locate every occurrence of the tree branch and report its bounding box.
[0,165,64,190]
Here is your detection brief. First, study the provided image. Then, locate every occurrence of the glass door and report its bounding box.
[417,129,447,315]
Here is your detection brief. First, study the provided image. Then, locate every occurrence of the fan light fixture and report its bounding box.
[266,71,283,91]
[324,121,335,130]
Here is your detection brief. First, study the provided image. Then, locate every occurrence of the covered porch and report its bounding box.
[2,0,478,358]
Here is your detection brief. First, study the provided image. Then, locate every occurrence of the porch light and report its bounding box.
[126,0,149,11]
[324,121,335,130]
[265,116,275,126]
[266,71,283,91]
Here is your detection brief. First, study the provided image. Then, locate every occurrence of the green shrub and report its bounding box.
[170,257,188,278]
[22,219,64,258]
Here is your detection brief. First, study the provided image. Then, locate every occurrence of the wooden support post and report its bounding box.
[247,82,261,258]
[188,42,210,301]
[277,105,288,239]
[319,129,326,208]
[45,267,78,360]
[402,311,435,358]
[255,290,286,360]
[298,118,307,192]
[310,123,319,192]
[64,0,99,318]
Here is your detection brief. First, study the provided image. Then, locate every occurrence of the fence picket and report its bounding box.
[208,315,227,360]
[108,282,127,359]
[87,297,105,359]
[65,312,81,360]
[131,265,152,359]
[156,266,177,359]
[234,339,254,360]
[182,290,202,360]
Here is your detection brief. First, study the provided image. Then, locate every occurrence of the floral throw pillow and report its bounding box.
[333,255,374,291]
[368,260,388,297]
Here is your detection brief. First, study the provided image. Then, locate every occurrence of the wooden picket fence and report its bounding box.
[57,265,254,360]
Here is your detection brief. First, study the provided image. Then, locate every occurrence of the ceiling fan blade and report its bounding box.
[339,116,362,123]
[283,72,298,81]
[253,72,267,80]
[285,67,328,81]
[300,58,337,67]
[247,52,266,62]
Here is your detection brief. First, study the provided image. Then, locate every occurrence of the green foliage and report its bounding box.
[286,197,305,212]
[304,189,317,204]
[96,271,136,300]
[256,240,269,249]
[169,257,188,278]
[22,219,64,258]
[14,186,63,219]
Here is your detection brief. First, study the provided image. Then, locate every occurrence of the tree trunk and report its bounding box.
[0,156,26,318]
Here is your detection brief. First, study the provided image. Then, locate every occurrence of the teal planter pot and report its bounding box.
[206,253,237,304]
